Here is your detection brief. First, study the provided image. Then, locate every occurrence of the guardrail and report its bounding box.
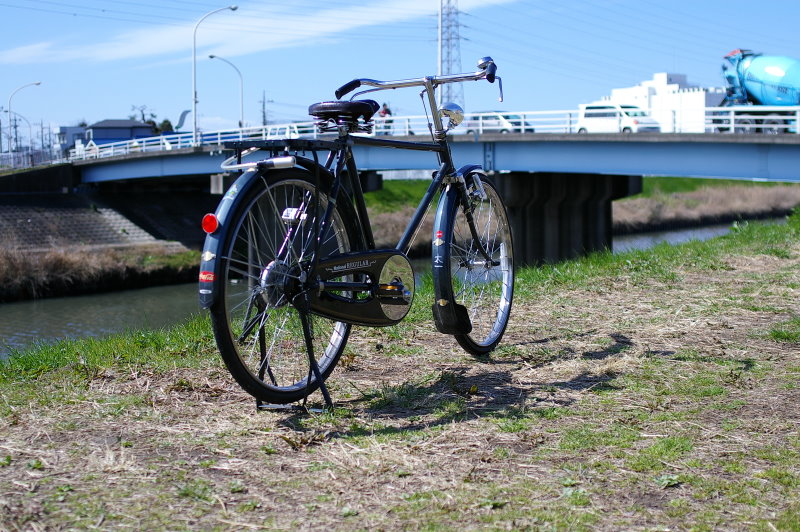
[37,105,800,164]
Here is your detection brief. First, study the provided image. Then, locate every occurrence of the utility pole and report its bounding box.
[261,90,267,125]
[438,0,464,109]
[259,90,273,126]
[12,114,18,152]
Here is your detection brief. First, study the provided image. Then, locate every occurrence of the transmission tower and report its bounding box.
[438,0,464,109]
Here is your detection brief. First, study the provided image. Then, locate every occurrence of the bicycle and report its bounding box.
[199,57,514,408]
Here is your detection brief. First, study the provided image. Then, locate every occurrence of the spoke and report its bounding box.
[255,308,291,382]
[258,326,278,386]
[226,261,261,283]
[262,180,314,265]
[238,303,267,342]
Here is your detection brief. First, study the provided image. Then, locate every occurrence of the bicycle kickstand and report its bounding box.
[299,307,334,411]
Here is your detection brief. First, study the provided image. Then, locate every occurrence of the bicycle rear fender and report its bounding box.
[197,161,336,309]
[198,167,261,309]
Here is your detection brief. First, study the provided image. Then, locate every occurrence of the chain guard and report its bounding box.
[309,249,415,326]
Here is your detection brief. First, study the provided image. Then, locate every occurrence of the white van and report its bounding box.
[575,103,660,133]
[461,112,535,134]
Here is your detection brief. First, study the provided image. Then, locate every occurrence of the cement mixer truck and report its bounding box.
[718,49,800,133]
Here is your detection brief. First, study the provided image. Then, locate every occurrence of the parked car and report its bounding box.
[575,103,660,133]
[461,112,535,134]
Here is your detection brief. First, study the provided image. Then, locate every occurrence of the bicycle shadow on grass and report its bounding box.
[278,358,619,440]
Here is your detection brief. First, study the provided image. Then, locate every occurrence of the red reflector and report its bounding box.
[202,213,219,234]
[199,271,215,282]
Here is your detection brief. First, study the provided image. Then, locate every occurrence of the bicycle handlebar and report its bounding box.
[334,79,362,100]
[334,56,499,100]
[485,62,497,84]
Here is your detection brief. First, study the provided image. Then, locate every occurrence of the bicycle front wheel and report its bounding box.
[209,168,358,404]
[433,173,514,355]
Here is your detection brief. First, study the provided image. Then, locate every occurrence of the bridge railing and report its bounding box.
[64,110,586,162]
[62,106,800,163]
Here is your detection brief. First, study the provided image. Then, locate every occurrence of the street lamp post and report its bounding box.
[209,54,244,129]
[7,81,41,153]
[192,5,238,146]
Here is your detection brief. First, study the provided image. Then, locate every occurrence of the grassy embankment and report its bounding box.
[616,177,800,233]
[0,246,199,302]
[367,176,800,247]
[1,205,799,530]
[2,176,798,302]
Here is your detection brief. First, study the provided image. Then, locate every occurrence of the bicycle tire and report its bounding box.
[208,168,360,404]
[433,173,514,355]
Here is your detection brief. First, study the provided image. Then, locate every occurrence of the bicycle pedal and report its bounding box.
[431,299,472,335]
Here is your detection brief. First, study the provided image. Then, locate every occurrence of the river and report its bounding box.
[0,221,776,358]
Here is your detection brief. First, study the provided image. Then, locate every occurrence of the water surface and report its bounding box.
[1,283,202,358]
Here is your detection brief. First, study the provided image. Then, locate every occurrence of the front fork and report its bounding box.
[456,172,498,267]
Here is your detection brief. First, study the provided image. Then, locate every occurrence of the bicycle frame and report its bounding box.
[201,57,513,408]
[203,59,502,309]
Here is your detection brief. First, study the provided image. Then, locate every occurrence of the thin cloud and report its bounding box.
[0,0,517,65]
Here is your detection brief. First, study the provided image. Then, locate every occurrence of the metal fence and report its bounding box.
[0,148,64,170]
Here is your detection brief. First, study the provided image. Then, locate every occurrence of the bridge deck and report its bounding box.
[71,133,800,183]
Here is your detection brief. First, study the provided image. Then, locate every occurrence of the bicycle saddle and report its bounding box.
[308,99,380,122]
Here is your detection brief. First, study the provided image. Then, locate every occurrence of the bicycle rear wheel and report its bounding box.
[209,168,358,404]
[433,173,514,355]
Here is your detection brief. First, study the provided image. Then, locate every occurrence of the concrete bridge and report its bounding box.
[6,132,800,265]
[72,133,800,183]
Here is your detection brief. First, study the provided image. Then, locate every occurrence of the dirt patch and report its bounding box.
[1,238,799,529]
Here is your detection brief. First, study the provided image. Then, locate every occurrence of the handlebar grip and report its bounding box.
[485,63,497,83]
[335,79,362,100]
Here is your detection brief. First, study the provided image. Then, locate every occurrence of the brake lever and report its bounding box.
[477,57,503,102]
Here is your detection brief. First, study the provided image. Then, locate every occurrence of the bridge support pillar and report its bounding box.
[495,172,642,266]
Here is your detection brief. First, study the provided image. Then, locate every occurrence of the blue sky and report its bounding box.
[2,0,800,140]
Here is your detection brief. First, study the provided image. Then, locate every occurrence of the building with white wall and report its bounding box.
[601,73,726,133]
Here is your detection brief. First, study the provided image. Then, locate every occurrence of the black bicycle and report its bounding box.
[199,57,514,407]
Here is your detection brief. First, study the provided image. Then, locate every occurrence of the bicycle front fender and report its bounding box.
[457,163,482,177]
[430,184,472,335]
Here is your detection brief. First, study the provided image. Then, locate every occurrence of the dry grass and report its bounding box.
[0,245,198,301]
[370,205,435,255]
[614,184,800,232]
[1,226,799,530]
[369,184,800,250]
